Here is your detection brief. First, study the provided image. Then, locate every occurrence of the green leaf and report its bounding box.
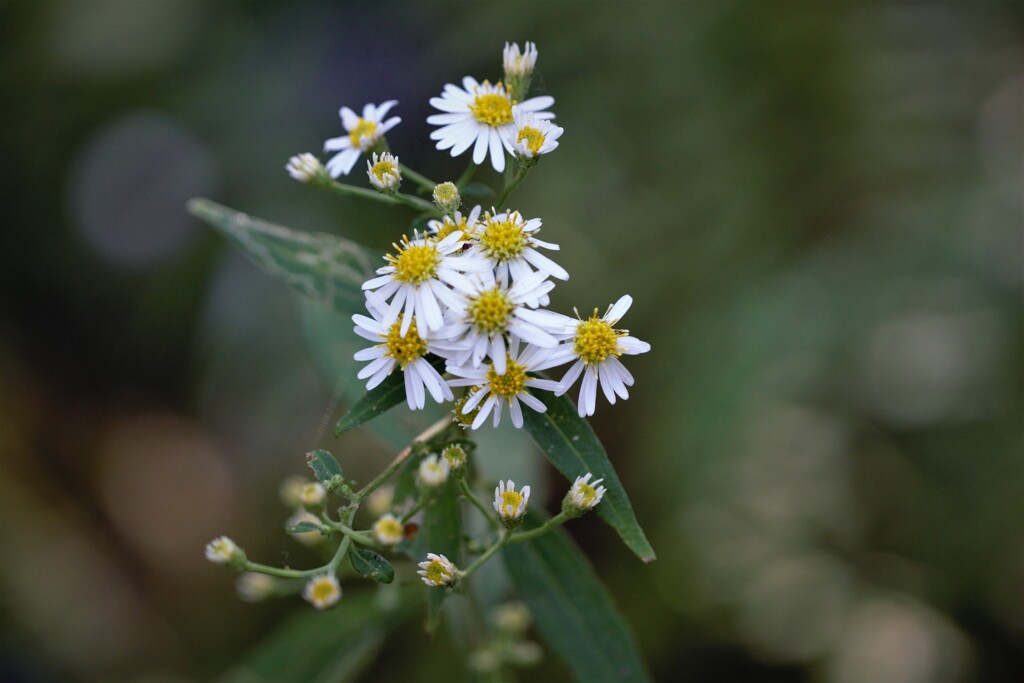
[286,521,324,535]
[522,391,656,562]
[306,449,343,486]
[503,517,651,683]
[188,198,376,314]
[334,354,447,436]
[460,182,495,199]
[349,546,395,584]
[220,589,415,683]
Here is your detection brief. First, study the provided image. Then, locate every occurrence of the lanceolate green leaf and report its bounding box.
[349,547,395,584]
[334,355,447,436]
[220,589,415,683]
[522,392,656,562]
[188,198,375,315]
[306,449,343,484]
[503,517,651,683]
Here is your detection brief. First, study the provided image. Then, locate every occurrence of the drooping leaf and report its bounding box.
[503,516,651,683]
[220,589,415,683]
[334,355,447,436]
[286,521,325,535]
[349,546,395,584]
[522,391,656,562]
[306,449,343,487]
[188,198,376,314]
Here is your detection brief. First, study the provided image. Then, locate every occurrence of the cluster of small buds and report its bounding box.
[418,454,450,487]
[417,552,460,588]
[373,513,405,546]
[563,472,606,517]
[433,181,461,216]
[367,151,401,193]
[493,480,531,529]
[205,535,247,569]
[303,574,342,609]
[441,444,468,476]
[286,153,325,184]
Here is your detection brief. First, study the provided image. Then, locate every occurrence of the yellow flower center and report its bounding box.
[487,357,527,399]
[479,215,528,261]
[453,386,483,427]
[435,215,474,242]
[467,287,513,333]
[384,316,427,368]
[517,126,545,155]
[470,87,515,127]
[500,490,524,516]
[370,159,397,183]
[348,118,378,148]
[433,181,459,204]
[576,483,598,505]
[426,561,449,584]
[574,315,623,364]
[375,517,403,541]
[311,580,337,603]
[387,240,440,284]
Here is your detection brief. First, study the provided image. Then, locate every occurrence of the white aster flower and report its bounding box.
[303,574,341,609]
[428,77,555,173]
[352,305,453,410]
[205,536,243,565]
[508,111,563,160]
[373,513,404,546]
[285,153,324,183]
[362,231,490,337]
[548,295,650,417]
[417,552,459,587]
[446,339,563,429]
[466,209,568,287]
[427,205,481,243]
[418,454,450,487]
[503,41,538,78]
[366,151,402,192]
[299,482,326,508]
[565,472,607,512]
[324,100,401,177]
[493,480,530,527]
[236,572,275,602]
[435,270,564,373]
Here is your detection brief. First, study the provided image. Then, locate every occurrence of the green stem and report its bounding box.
[508,512,570,543]
[401,496,431,524]
[460,478,499,530]
[352,416,452,502]
[318,178,436,213]
[241,561,324,579]
[399,163,437,193]
[494,165,530,209]
[330,522,377,547]
[455,162,477,189]
[327,507,358,573]
[461,529,510,581]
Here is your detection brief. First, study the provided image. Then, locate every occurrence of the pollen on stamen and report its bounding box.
[479,213,528,262]
[574,314,624,364]
[384,315,427,367]
[386,236,441,284]
[516,127,545,156]
[486,356,527,399]
[469,82,515,127]
[348,118,378,149]
[467,288,514,333]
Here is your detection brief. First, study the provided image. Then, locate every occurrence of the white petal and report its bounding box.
[522,248,569,280]
[488,128,506,172]
[472,128,490,164]
[490,336,507,373]
[605,295,633,324]
[509,397,524,428]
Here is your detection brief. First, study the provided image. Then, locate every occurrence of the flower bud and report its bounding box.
[299,482,327,510]
[562,473,606,518]
[205,535,246,569]
[502,42,538,101]
[236,572,275,602]
[417,552,460,588]
[367,152,401,193]
[432,181,461,216]
[441,444,468,477]
[417,454,449,488]
[493,480,530,529]
[286,153,324,183]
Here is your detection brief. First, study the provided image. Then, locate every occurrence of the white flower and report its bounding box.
[427,205,481,243]
[418,454,450,487]
[373,513,404,546]
[417,552,459,587]
[324,100,400,177]
[441,444,468,473]
[493,480,530,527]
[566,472,606,511]
[299,482,326,508]
[362,231,490,337]
[446,338,563,429]
[303,574,341,609]
[366,151,401,192]
[549,295,651,417]
[285,153,324,183]
[435,270,564,374]
[503,41,538,78]
[465,209,568,287]
[236,573,275,602]
[352,304,453,410]
[205,536,243,565]
[508,111,563,159]
[428,77,555,173]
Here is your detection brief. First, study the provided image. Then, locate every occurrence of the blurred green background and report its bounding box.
[2,1,1022,681]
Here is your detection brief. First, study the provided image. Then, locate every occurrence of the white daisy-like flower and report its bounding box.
[508,111,563,160]
[418,454,450,488]
[362,231,490,337]
[373,513,404,546]
[427,205,481,243]
[285,153,324,183]
[236,572,275,602]
[435,270,564,374]
[323,100,401,177]
[446,339,563,430]
[352,305,453,410]
[205,535,242,565]
[493,480,530,528]
[548,295,651,417]
[366,151,401,192]
[503,41,538,78]
[466,209,568,287]
[417,552,459,588]
[428,77,555,173]
[303,574,341,609]
[565,473,606,512]
[299,482,326,508]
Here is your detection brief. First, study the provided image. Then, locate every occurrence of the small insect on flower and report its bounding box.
[373,513,405,546]
[205,536,245,566]
[366,151,402,192]
[303,574,342,609]
[417,552,459,587]
[493,480,530,528]
[564,473,607,516]
[285,153,324,183]
[324,100,401,177]
[418,454,450,488]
